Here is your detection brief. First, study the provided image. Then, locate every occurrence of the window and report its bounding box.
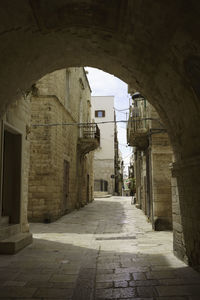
[95,110,105,118]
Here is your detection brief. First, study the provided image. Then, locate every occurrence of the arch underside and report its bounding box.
[0,0,200,268]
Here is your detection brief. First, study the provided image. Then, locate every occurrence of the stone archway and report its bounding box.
[0,0,200,269]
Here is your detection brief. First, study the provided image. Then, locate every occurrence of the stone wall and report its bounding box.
[151,133,173,230]
[141,154,147,214]
[0,0,199,267]
[77,151,94,206]
[172,158,200,269]
[28,68,94,222]
[28,96,78,221]
[135,151,142,208]
[171,176,188,264]
[0,95,31,234]
[94,159,115,195]
[133,102,173,230]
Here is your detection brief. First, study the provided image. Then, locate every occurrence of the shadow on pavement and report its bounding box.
[0,237,200,299]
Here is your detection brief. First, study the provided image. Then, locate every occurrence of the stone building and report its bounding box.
[0,95,32,253]
[28,68,99,222]
[114,111,124,196]
[0,0,200,269]
[0,67,99,252]
[92,96,115,196]
[127,92,173,230]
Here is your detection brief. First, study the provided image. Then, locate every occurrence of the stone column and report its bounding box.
[171,156,200,270]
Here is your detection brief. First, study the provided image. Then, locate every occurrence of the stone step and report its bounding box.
[0,216,9,226]
[94,192,112,198]
[0,224,20,240]
[0,232,32,254]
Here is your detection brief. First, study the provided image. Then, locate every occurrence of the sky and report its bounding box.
[85,67,133,174]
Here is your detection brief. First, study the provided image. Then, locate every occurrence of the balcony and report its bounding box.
[127,107,149,150]
[78,123,100,155]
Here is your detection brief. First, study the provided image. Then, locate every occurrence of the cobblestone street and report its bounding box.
[0,197,200,299]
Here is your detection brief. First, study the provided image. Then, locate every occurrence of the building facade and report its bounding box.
[127,92,173,230]
[114,111,124,196]
[0,67,99,253]
[92,96,115,196]
[0,95,32,253]
[28,68,99,222]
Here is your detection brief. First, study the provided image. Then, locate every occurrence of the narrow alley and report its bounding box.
[0,197,200,300]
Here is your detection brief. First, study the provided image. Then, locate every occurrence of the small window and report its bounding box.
[95,110,105,118]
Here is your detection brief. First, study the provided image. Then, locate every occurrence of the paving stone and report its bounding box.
[49,274,78,283]
[156,285,200,296]
[14,273,51,282]
[26,280,76,289]
[146,271,176,279]
[96,268,114,275]
[96,273,131,282]
[72,265,96,300]
[155,298,186,300]
[0,287,36,298]
[34,287,73,298]
[158,278,200,285]
[0,270,18,281]
[132,272,147,280]
[117,298,153,300]
[129,279,159,287]
[96,287,137,299]
[114,280,128,288]
[96,281,113,289]
[97,263,121,269]
[137,286,158,297]
[0,198,200,300]
[3,280,27,287]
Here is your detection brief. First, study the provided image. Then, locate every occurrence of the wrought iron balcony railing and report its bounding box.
[80,123,100,142]
[78,123,100,154]
[127,106,148,149]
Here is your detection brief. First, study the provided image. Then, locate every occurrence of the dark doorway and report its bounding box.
[94,179,108,192]
[2,128,22,224]
[63,160,69,213]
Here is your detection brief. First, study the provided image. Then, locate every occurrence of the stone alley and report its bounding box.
[0,197,200,300]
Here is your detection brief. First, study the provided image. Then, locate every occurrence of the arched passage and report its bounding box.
[0,1,200,269]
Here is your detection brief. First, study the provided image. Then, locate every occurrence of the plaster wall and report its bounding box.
[92,96,114,160]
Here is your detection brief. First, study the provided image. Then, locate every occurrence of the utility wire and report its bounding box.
[31,118,164,127]
[114,107,130,111]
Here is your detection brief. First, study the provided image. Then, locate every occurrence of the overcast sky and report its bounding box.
[85,67,133,173]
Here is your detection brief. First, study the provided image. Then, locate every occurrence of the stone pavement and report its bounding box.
[0,196,200,299]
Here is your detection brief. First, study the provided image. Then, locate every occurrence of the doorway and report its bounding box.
[63,160,69,213]
[1,126,22,224]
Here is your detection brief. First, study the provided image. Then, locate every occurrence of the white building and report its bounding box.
[92,96,115,195]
